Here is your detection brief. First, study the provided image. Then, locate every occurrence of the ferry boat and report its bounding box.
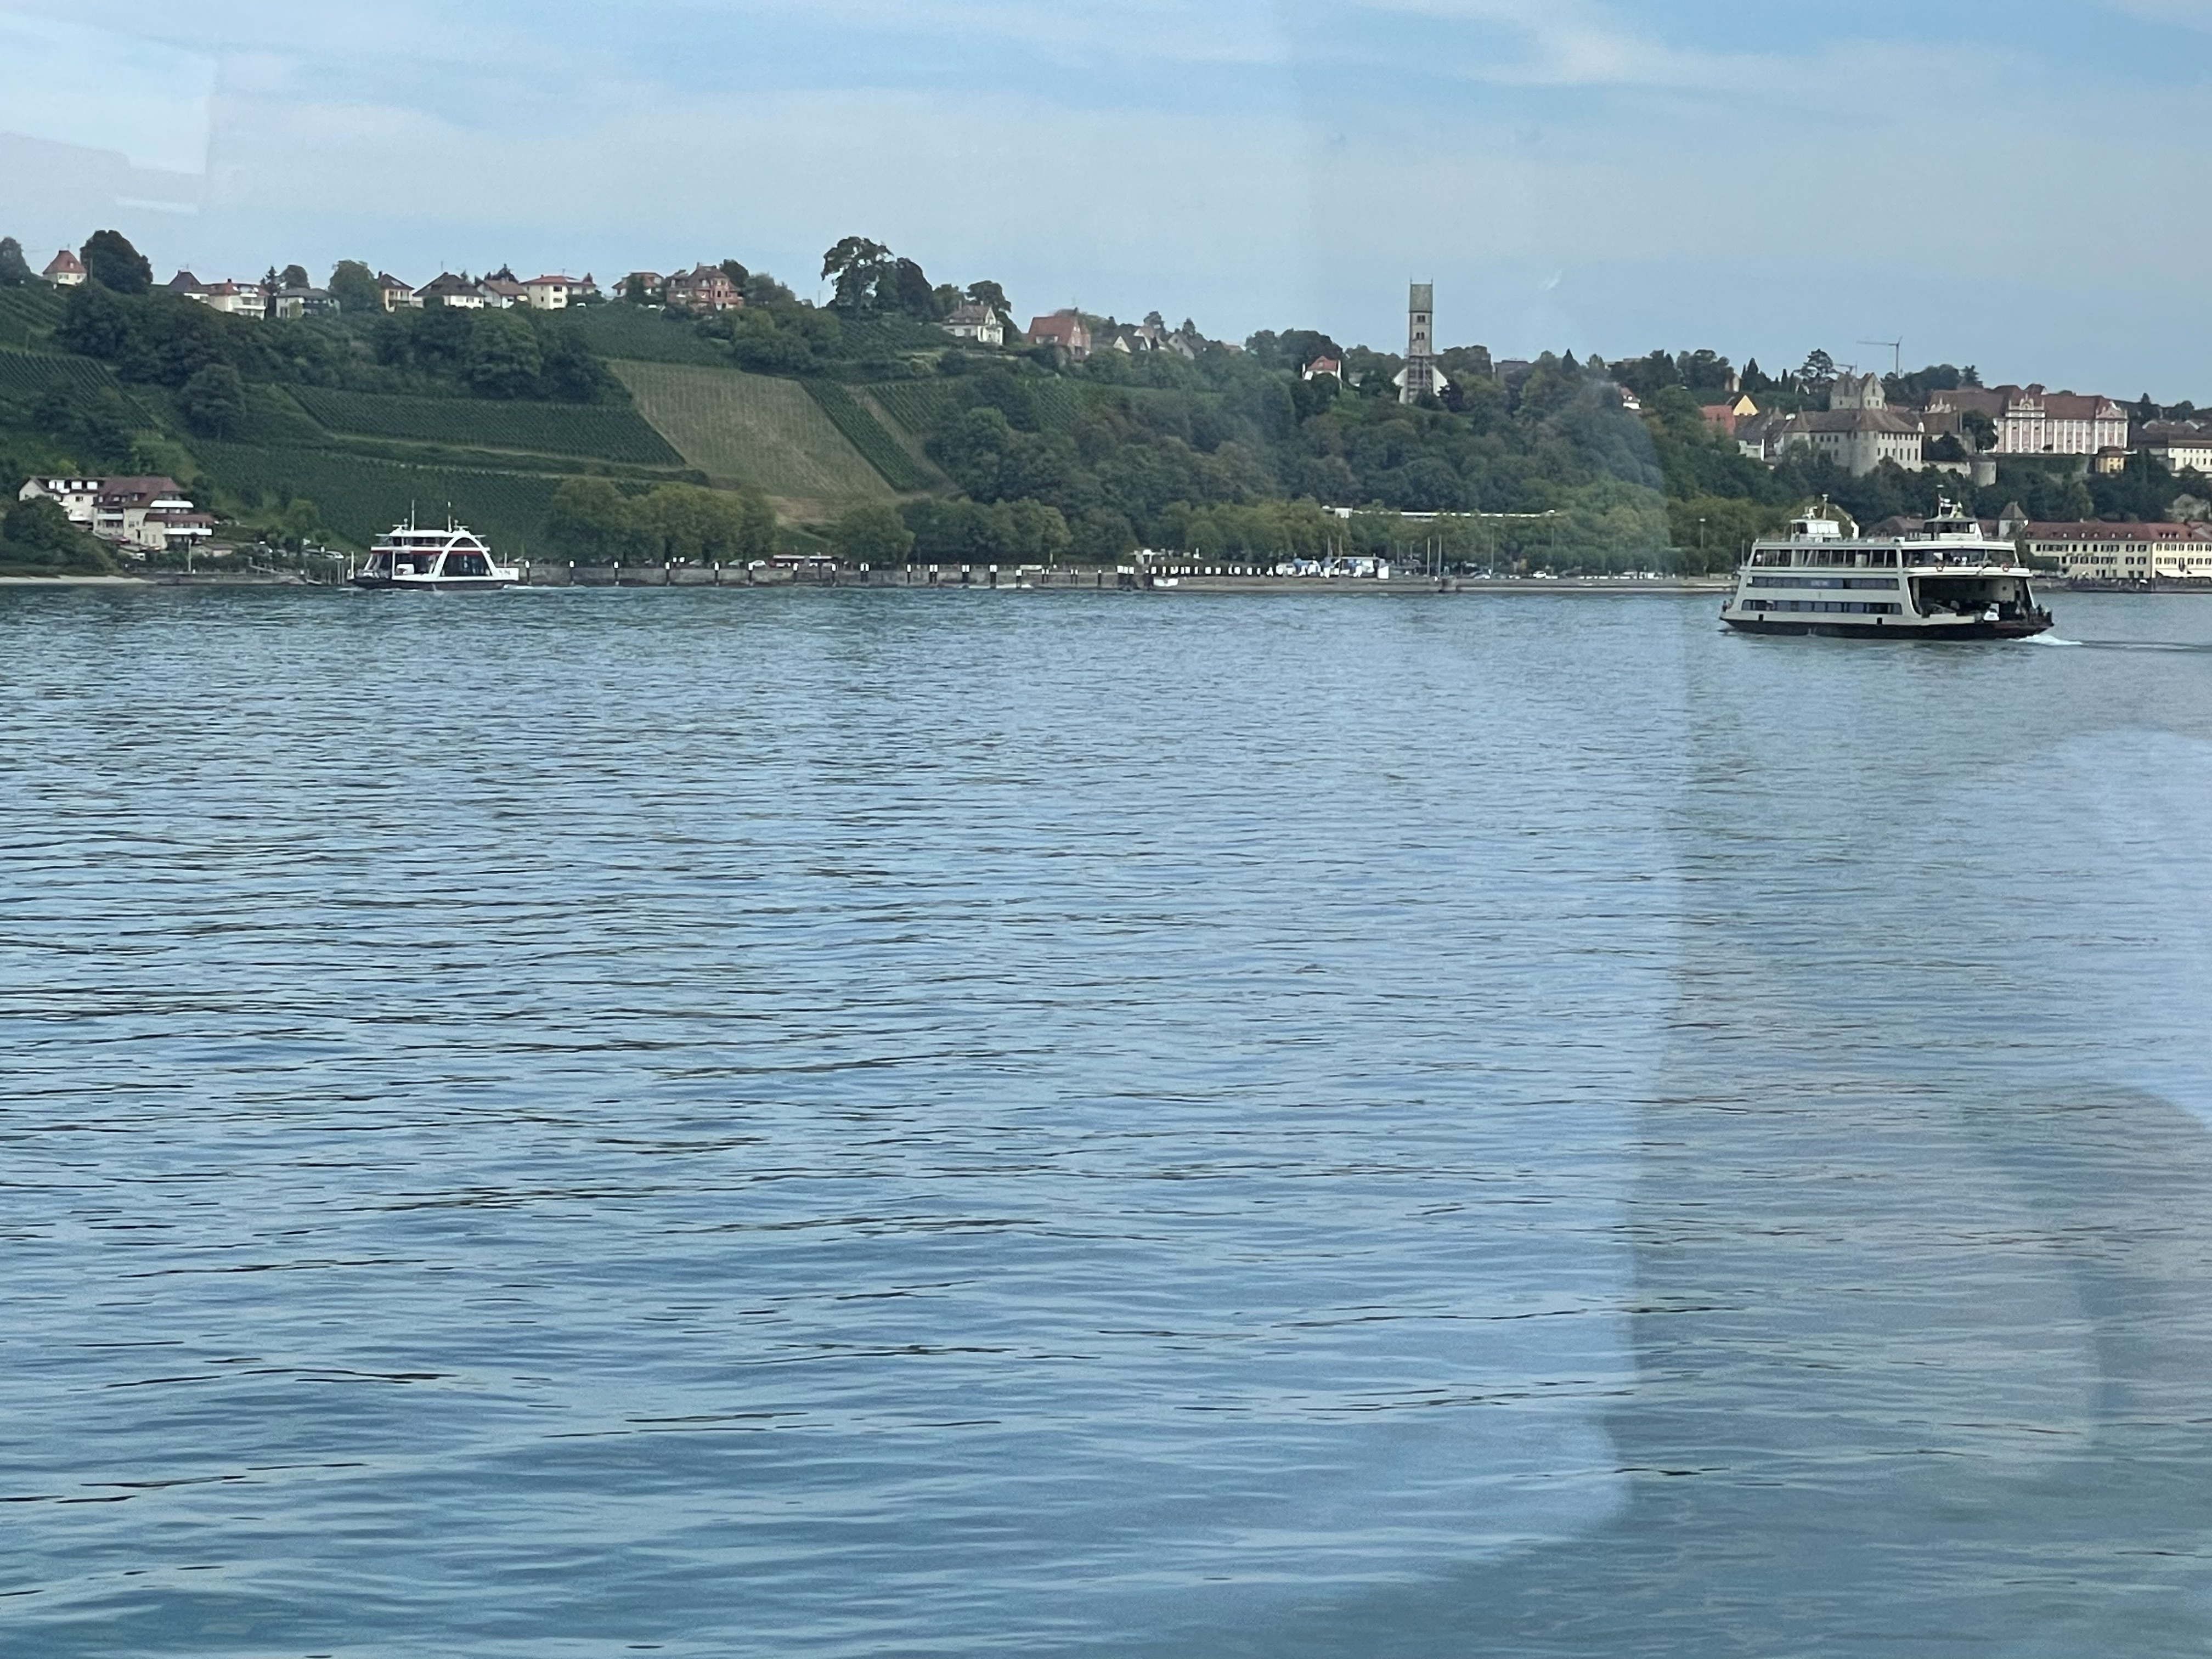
[351,517,518,591]
[1722,499,2052,640]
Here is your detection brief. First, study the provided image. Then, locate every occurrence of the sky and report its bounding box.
[1,0,2208,396]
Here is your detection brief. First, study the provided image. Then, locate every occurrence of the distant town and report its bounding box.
[8,229,2212,588]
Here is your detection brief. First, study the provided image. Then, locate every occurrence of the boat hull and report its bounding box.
[1723,614,2051,640]
[350,575,516,593]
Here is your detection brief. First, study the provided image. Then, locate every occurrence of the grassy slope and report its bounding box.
[190,442,568,554]
[613,359,892,515]
[854,387,944,480]
[291,387,682,465]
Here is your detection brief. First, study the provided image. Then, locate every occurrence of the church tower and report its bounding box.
[1401,283,1435,404]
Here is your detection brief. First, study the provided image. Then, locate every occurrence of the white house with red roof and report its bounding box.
[42,249,85,286]
[1025,310,1091,359]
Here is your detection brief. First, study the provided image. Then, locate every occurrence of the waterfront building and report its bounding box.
[19,475,215,551]
[2025,520,2212,581]
[18,476,103,524]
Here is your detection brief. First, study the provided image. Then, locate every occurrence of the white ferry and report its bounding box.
[351,517,518,592]
[1722,500,2052,640]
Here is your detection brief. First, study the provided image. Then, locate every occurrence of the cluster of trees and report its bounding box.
[819,237,1009,327]
[366,306,614,401]
[889,345,1671,569]
[0,493,112,573]
[543,477,776,564]
[38,230,617,409]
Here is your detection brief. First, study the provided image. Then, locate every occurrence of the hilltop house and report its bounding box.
[1701,394,1759,436]
[523,274,594,311]
[198,279,266,319]
[665,264,742,311]
[415,273,492,308]
[941,303,1004,346]
[1026,311,1091,360]
[481,275,528,308]
[42,249,84,286]
[269,285,337,321]
[1303,357,1342,381]
[376,273,420,311]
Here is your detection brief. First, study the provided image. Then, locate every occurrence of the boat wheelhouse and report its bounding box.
[1722,500,2052,640]
[351,517,518,591]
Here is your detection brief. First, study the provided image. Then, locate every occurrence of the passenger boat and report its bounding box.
[1722,499,2052,639]
[351,517,518,591]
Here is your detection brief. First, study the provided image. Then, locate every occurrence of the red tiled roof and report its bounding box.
[2024,521,2211,540]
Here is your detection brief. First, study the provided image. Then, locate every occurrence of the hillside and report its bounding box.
[613,360,902,517]
[0,261,1752,573]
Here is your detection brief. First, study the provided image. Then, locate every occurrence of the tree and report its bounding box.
[55,279,132,359]
[964,280,1009,320]
[0,236,30,286]
[620,272,655,304]
[177,362,247,437]
[545,477,635,560]
[821,236,894,311]
[329,259,380,313]
[461,310,544,398]
[1960,409,1999,453]
[831,502,914,565]
[885,257,938,319]
[720,258,750,290]
[3,494,80,552]
[81,229,151,294]
[1796,348,1835,389]
[279,263,310,290]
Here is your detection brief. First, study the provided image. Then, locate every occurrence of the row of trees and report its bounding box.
[50,271,616,407]
[543,477,776,565]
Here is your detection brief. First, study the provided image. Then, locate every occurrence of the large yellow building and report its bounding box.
[2027,521,2212,580]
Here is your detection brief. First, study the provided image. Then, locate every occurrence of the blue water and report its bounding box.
[6,586,2212,1657]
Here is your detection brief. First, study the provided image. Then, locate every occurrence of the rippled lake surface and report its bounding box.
[7,586,2212,1657]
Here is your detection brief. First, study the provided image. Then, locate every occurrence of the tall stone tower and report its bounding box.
[1401,282,1435,404]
